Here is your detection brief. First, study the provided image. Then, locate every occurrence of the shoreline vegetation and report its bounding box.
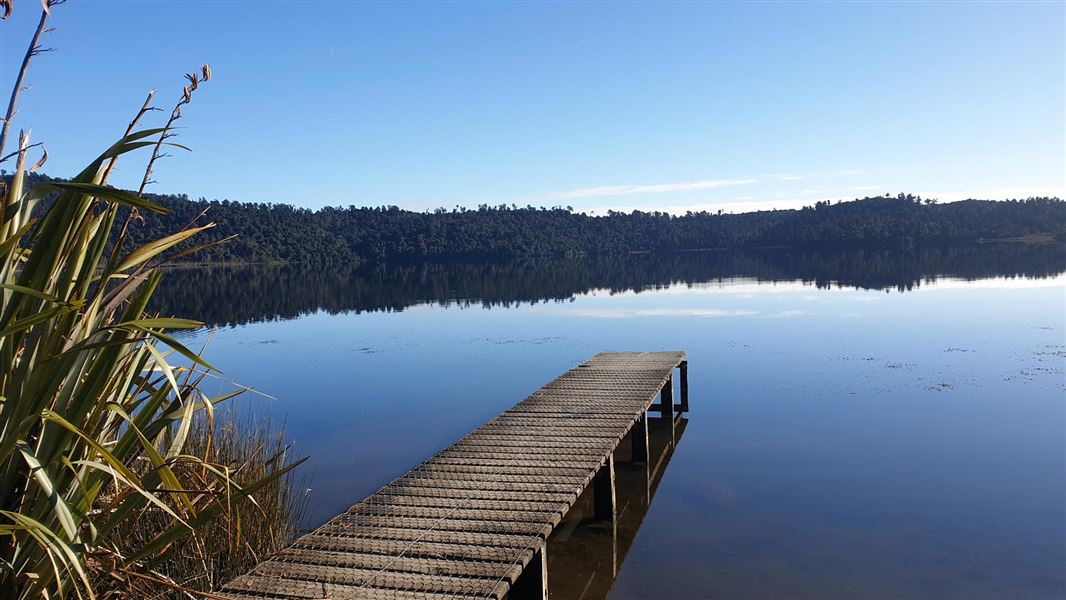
[7,172,1066,265]
[0,3,305,598]
[144,234,1062,270]
[104,193,1066,263]
[95,412,309,598]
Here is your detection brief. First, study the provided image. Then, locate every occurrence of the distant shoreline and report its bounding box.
[155,237,1066,269]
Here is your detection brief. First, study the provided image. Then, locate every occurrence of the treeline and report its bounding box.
[151,244,1066,328]
[10,173,1066,262]
[132,193,1066,262]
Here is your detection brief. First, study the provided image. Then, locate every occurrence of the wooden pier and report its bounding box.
[222,351,688,600]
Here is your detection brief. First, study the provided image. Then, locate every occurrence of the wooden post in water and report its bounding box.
[631,411,649,463]
[679,360,689,413]
[593,454,616,520]
[508,546,547,600]
[611,518,619,577]
[659,374,674,419]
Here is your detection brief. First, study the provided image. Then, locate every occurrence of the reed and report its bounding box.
[94,412,310,598]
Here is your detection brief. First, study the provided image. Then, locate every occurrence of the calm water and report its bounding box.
[159,246,1066,599]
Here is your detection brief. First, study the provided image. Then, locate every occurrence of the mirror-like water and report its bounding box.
[161,247,1065,599]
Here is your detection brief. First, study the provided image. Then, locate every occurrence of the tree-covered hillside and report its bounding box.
[9,173,1066,263]
[132,193,1066,263]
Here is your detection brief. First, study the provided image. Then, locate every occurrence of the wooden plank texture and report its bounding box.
[220,351,685,600]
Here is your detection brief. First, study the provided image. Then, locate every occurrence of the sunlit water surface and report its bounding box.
[166,251,1065,599]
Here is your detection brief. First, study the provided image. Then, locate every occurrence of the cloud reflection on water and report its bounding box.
[559,307,761,318]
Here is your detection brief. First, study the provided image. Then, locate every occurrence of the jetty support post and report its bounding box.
[593,454,616,520]
[659,374,674,419]
[611,517,619,577]
[508,546,547,600]
[631,411,649,463]
[679,360,689,413]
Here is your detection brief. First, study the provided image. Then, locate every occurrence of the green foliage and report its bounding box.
[59,188,1066,264]
[0,130,306,599]
[0,3,309,593]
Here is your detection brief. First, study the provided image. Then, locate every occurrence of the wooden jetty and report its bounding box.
[222,351,688,600]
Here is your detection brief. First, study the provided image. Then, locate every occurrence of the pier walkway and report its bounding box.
[222,351,688,600]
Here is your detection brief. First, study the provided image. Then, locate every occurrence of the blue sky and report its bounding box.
[1,1,1063,214]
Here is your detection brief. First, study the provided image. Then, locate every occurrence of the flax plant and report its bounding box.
[0,2,303,598]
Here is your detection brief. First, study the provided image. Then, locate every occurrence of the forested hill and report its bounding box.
[11,173,1066,263]
[130,193,1066,263]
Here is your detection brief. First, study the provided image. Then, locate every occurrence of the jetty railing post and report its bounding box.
[659,374,674,419]
[593,454,616,520]
[508,546,547,600]
[679,360,689,413]
[631,411,649,463]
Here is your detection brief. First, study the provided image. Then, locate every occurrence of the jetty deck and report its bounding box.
[222,351,688,600]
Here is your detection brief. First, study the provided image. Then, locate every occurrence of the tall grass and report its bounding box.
[94,412,310,598]
[0,2,305,598]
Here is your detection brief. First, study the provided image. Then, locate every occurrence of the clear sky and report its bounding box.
[1,1,1063,214]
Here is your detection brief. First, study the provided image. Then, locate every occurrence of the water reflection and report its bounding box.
[151,245,1066,328]
[159,244,1064,598]
[549,417,687,600]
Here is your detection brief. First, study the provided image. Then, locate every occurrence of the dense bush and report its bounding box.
[108,192,1066,264]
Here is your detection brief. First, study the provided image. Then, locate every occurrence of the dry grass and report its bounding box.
[93,411,309,599]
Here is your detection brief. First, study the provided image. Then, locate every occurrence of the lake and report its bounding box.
[157,245,1066,599]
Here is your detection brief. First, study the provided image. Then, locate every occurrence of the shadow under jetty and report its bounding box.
[546,416,688,600]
